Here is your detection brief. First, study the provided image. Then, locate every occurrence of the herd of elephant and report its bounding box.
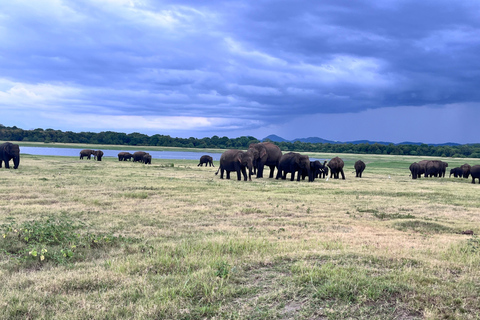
[79,149,104,161]
[79,149,152,164]
[203,142,366,182]
[409,160,480,184]
[1,142,479,184]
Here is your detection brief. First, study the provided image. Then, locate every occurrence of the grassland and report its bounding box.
[0,149,479,319]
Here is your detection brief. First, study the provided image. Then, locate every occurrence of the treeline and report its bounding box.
[1,125,480,158]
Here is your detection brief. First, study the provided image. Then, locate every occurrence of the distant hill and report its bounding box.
[262,135,462,146]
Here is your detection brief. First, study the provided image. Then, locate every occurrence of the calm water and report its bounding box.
[21,147,223,161]
[21,147,326,161]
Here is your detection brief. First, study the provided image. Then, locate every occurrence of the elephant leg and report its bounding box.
[268,165,275,178]
[226,171,231,179]
[220,169,225,179]
[257,164,264,178]
[340,170,345,180]
[241,168,248,181]
[237,169,242,181]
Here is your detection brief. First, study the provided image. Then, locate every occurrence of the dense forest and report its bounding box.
[1,125,479,158]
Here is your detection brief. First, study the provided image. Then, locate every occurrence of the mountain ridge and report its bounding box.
[262,134,461,147]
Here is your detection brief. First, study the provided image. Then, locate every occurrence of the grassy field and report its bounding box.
[0,149,479,319]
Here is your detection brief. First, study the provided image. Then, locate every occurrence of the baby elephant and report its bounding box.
[198,155,214,167]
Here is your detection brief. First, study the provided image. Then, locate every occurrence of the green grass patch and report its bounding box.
[393,220,454,234]
[0,216,136,270]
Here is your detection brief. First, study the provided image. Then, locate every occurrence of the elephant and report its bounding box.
[93,150,104,161]
[460,163,471,178]
[143,153,152,165]
[354,160,366,178]
[305,160,327,180]
[327,156,345,179]
[469,165,480,184]
[415,160,429,178]
[215,149,254,181]
[248,142,283,178]
[198,155,214,167]
[439,161,448,177]
[449,167,463,178]
[309,160,324,179]
[0,142,20,169]
[425,160,448,178]
[118,152,133,161]
[133,151,148,162]
[409,162,421,179]
[79,149,95,160]
[276,152,312,182]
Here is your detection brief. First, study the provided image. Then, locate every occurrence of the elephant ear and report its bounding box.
[260,148,267,158]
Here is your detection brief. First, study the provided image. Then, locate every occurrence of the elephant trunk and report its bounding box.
[13,155,20,169]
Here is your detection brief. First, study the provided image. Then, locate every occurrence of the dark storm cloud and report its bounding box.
[1,0,479,143]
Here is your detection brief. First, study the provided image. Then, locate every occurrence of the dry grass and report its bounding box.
[0,151,479,319]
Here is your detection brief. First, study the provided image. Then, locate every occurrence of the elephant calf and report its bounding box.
[198,155,214,167]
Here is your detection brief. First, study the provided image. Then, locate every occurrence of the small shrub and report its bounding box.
[0,216,136,269]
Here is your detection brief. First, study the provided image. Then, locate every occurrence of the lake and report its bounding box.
[20,147,326,161]
[20,147,223,161]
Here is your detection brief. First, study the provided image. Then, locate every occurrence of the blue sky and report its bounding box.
[1,0,479,144]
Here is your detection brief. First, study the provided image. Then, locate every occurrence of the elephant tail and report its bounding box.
[215,167,220,175]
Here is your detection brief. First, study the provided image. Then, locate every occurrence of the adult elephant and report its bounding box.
[276,152,312,182]
[118,152,133,161]
[143,153,152,165]
[415,160,429,178]
[248,142,282,178]
[198,155,214,167]
[79,149,95,160]
[354,160,366,178]
[469,165,480,184]
[215,149,253,181]
[425,160,444,178]
[327,156,345,179]
[93,150,104,161]
[439,161,448,177]
[409,162,421,179]
[449,167,463,178]
[460,163,471,178]
[133,151,148,162]
[0,142,20,169]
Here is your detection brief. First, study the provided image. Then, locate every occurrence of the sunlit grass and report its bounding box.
[0,152,479,319]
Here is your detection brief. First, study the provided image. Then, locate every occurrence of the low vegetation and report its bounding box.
[0,150,479,319]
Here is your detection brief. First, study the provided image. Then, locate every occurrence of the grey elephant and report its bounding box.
[215,149,254,181]
[0,142,20,169]
[354,160,366,178]
[425,160,448,178]
[415,160,429,178]
[118,152,133,161]
[469,165,480,184]
[309,160,326,180]
[460,163,471,178]
[133,151,148,162]
[93,150,104,161]
[79,149,95,160]
[276,152,312,181]
[409,162,421,179]
[327,156,345,179]
[449,167,463,178]
[198,155,214,167]
[248,142,283,178]
[143,153,152,165]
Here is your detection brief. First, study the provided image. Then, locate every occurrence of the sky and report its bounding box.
[1,0,480,144]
